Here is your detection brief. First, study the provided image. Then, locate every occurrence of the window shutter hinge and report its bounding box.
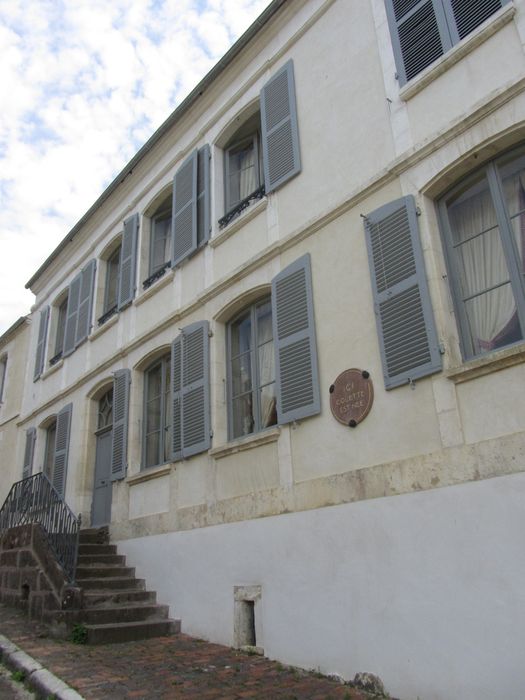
[438,342,446,355]
[408,377,416,390]
[416,207,421,216]
[208,329,213,337]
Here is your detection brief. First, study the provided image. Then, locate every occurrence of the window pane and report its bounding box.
[163,362,172,462]
[55,299,68,355]
[256,300,273,345]
[232,395,254,438]
[455,227,509,299]
[146,397,161,433]
[145,432,160,468]
[147,365,162,401]
[259,383,277,429]
[151,215,171,273]
[231,354,252,397]
[105,247,120,312]
[464,282,522,355]
[231,313,251,357]
[258,340,275,386]
[500,150,525,219]
[447,174,498,246]
[227,138,257,209]
[44,424,56,478]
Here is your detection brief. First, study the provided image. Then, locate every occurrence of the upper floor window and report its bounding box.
[224,113,264,219]
[0,355,7,403]
[438,145,525,359]
[227,298,276,439]
[384,0,511,85]
[104,244,121,316]
[149,192,172,278]
[54,297,68,359]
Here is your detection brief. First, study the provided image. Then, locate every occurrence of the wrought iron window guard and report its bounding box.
[49,351,63,366]
[98,304,118,327]
[143,262,171,290]
[0,472,81,583]
[218,185,266,230]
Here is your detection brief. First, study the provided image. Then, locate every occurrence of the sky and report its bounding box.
[0,0,271,335]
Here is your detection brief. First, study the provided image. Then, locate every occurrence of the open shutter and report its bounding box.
[172,150,198,266]
[261,59,301,194]
[182,321,211,458]
[63,274,81,357]
[52,403,72,498]
[171,335,182,462]
[445,0,507,41]
[75,259,96,346]
[118,214,139,310]
[111,369,130,481]
[384,0,451,85]
[22,428,36,479]
[272,254,320,424]
[33,306,49,380]
[197,145,211,246]
[364,195,442,389]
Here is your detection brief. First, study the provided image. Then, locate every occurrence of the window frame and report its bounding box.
[103,244,121,316]
[438,144,525,360]
[224,132,263,215]
[44,420,57,481]
[142,354,172,470]
[50,297,68,365]
[226,296,277,441]
[148,199,172,278]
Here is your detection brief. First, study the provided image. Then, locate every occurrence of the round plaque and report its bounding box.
[329,369,374,427]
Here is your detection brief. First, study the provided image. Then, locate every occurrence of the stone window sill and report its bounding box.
[42,359,63,379]
[400,4,516,101]
[210,426,280,460]
[446,341,525,384]
[127,463,172,486]
[135,266,175,307]
[210,198,268,250]
[90,312,118,341]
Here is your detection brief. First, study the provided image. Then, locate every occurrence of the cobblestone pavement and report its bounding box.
[0,605,372,699]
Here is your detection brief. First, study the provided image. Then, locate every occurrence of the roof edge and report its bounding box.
[25,0,289,291]
[0,316,29,348]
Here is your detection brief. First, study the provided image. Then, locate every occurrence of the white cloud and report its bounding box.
[0,0,270,334]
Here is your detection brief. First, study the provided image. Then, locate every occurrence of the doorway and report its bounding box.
[91,388,113,527]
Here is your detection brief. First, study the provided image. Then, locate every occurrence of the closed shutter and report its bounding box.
[384,0,451,85]
[111,369,130,481]
[261,60,301,193]
[33,306,49,381]
[197,145,211,246]
[446,0,506,41]
[171,335,182,462]
[75,259,96,346]
[52,403,72,498]
[22,428,36,479]
[63,274,81,357]
[364,195,442,389]
[118,214,139,309]
[272,254,320,424]
[172,150,198,266]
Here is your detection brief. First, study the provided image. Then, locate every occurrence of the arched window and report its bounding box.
[143,354,172,468]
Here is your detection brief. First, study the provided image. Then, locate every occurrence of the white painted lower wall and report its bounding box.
[117,473,525,700]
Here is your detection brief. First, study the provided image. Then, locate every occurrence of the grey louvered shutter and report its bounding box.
[261,60,301,194]
[22,428,36,479]
[384,0,452,85]
[172,150,198,266]
[63,274,81,357]
[118,214,139,310]
[75,259,96,346]
[272,254,320,424]
[52,403,72,498]
[111,369,130,481]
[181,321,210,458]
[445,0,507,41]
[364,195,442,389]
[171,335,182,462]
[197,145,211,246]
[33,306,49,381]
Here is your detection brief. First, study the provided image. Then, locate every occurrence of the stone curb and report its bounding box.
[0,634,84,700]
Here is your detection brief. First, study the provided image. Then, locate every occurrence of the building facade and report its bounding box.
[4,1,525,697]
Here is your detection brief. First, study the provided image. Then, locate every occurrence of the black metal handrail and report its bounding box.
[0,473,81,583]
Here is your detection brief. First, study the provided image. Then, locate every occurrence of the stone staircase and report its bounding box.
[74,527,180,644]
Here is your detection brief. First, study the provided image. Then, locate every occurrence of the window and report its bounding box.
[43,404,72,497]
[219,59,301,229]
[103,245,121,317]
[438,145,525,359]
[225,254,320,439]
[143,354,172,469]
[227,298,277,439]
[43,421,56,481]
[149,192,172,280]
[384,0,510,85]
[22,427,36,479]
[52,297,68,363]
[0,355,6,403]
[224,114,264,219]
[34,306,50,380]
[63,259,97,356]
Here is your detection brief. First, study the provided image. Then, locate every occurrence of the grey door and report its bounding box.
[92,427,112,527]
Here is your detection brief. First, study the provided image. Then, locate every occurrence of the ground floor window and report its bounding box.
[143,355,172,468]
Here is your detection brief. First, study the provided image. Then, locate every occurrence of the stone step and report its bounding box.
[78,543,117,556]
[77,554,125,566]
[79,528,109,545]
[76,576,146,591]
[86,618,180,645]
[76,565,135,579]
[80,603,169,625]
[83,589,157,608]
